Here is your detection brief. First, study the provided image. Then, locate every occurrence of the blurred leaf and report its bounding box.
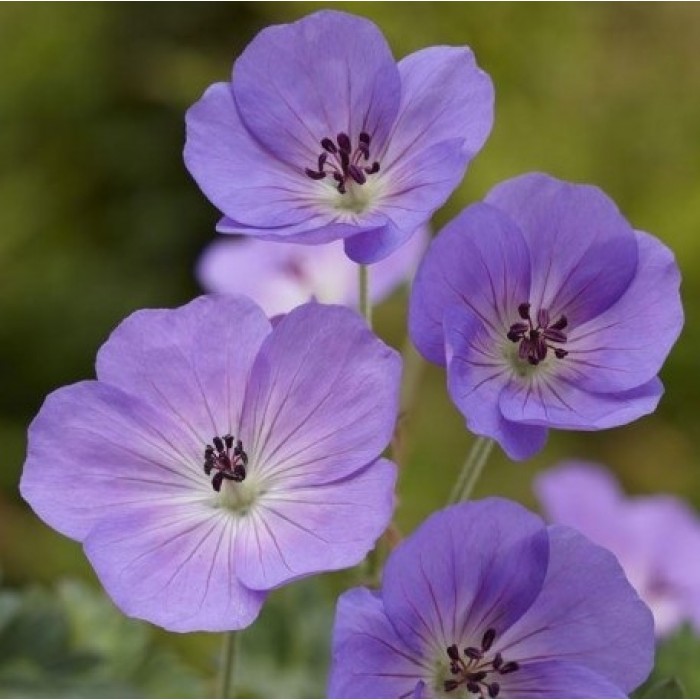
[637,677,686,698]
[636,626,700,698]
[0,581,205,698]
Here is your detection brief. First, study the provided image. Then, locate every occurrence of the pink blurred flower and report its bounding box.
[535,461,700,637]
[197,226,429,316]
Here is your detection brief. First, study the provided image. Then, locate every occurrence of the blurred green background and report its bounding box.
[1,2,699,697]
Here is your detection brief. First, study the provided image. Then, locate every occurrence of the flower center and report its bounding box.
[506,302,568,366]
[203,434,248,492]
[441,628,519,699]
[304,131,381,195]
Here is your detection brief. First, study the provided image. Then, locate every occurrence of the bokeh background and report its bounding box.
[1,2,699,697]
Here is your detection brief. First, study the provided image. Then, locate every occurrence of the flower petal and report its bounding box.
[345,139,467,264]
[498,660,627,699]
[185,83,329,229]
[232,10,401,165]
[497,525,655,693]
[485,173,639,326]
[535,462,625,548]
[217,215,379,245]
[241,303,400,485]
[444,306,548,460]
[409,202,531,366]
[565,230,683,393]
[96,295,271,443]
[382,46,493,168]
[20,380,206,541]
[329,587,427,699]
[500,374,663,430]
[83,503,265,632]
[236,459,396,591]
[381,500,548,656]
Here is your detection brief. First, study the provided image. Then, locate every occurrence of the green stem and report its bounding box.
[358,264,372,327]
[217,630,239,699]
[449,437,495,503]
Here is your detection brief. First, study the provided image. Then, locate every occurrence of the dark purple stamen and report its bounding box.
[442,628,520,698]
[507,302,569,365]
[304,131,381,193]
[203,434,248,492]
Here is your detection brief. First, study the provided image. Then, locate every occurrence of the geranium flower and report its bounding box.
[409,173,683,460]
[329,499,654,698]
[184,10,493,264]
[536,461,700,637]
[196,225,429,317]
[20,296,400,632]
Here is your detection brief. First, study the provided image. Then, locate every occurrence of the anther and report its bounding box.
[551,314,568,330]
[518,302,531,320]
[499,661,519,675]
[446,645,460,661]
[464,646,483,660]
[466,682,481,694]
[467,671,487,683]
[321,137,337,154]
[481,628,497,652]
[492,652,503,670]
[488,682,501,698]
[337,132,351,153]
[213,436,224,452]
[443,680,459,693]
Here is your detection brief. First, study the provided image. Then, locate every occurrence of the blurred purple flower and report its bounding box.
[184,10,493,264]
[409,173,683,460]
[536,461,700,637]
[197,225,429,317]
[20,296,400,632]
[329,499,653,698]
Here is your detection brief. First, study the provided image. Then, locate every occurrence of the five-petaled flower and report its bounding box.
[197,225,429,317]
[329,499,654,698]
[409,172,683,460]
[20,296,400,632]
[184,10,493,264]
[536,461,700,637]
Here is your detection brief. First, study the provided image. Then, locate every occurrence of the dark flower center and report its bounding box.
[506,302,568,366]
[304,131,380,194]
[203,434,248,492]
[443,628,519,699]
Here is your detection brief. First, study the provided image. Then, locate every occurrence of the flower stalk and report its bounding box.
[449,436,495,503]
[218,630,239,699]
[359,264,372,327]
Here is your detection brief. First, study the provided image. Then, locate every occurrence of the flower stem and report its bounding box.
[217,630,239,699]
[449,436,495,503]
[358,264,372,327]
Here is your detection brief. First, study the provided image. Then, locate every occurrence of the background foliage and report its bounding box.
[1,3,699,697]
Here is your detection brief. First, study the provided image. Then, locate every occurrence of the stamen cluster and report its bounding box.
[507,302,568,365]
[305,131,380,194]
[204,434,248,492]
[443,628,519,699]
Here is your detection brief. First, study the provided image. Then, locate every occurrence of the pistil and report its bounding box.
[442,628,519,699]
[507,302,569,365]
[305,131,381,194]
[203,434,248,492]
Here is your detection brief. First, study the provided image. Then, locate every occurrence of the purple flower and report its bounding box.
[329,499,654,698]
[20,296,400,632]
[196,225,429,317]
[409,173,683,460]
[536,461,700,638]
[184,10,493,264]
